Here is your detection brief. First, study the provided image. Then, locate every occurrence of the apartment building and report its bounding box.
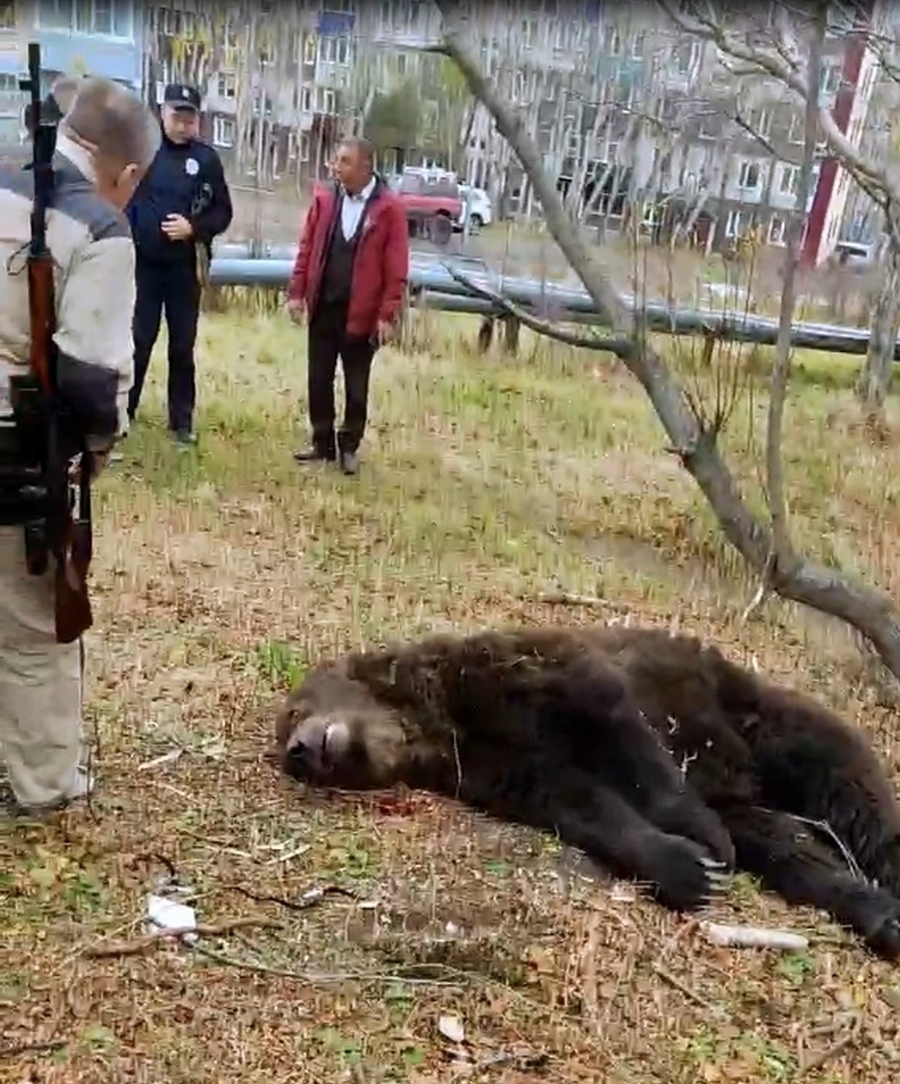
[8,0,873,266]
[457,3,879,265]
[0,0,143,144]
[144,0,442,184]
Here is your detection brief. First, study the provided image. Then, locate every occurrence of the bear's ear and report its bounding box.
[273,694,300,747]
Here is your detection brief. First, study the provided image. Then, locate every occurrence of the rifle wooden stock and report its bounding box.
[27,255,55,395]
[25,159,94,644]
[55,518,93,644]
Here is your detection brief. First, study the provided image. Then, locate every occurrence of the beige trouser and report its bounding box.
[0,526,84,809]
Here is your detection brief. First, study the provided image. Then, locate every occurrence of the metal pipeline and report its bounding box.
[206,256,890,359]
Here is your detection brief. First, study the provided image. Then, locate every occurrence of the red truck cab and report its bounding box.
[392,167,463,246]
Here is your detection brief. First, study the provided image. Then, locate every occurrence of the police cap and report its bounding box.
[163,83,201,112]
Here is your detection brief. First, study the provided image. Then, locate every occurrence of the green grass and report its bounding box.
[2,306,900,1082]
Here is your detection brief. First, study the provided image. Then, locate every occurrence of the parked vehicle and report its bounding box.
[391,167,463,247]
[455,184,493,235]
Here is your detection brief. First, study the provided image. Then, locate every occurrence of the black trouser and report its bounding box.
[129,258,201,433]
[307,301,375,457]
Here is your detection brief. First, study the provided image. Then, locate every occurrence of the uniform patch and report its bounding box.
[185,158,199,176]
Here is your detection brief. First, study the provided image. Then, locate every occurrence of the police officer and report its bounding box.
[0,76,160,816]
[126,83,233,446]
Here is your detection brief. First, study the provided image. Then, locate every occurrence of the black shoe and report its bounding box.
[293,446,336,463]
[339,450,359,475]
[172,429,197,447]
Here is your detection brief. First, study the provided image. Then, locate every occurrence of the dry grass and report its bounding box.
[3,308,900,1084]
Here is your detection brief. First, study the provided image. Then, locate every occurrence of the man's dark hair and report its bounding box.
[339,135,375,165]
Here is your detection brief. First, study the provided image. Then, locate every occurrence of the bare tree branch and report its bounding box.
[747,3,827,621]
[657,0,900,410]
[434,0,900,680]
[440,264,633,354]
[732,109,805,167]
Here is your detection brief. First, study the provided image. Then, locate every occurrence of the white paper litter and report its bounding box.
[438,1014,466,1044]
[146,893,198,945]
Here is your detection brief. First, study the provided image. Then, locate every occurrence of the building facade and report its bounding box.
[0,0,143,143]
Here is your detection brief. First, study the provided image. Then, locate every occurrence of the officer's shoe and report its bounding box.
[172,429,197,449]
[293,445,336,463]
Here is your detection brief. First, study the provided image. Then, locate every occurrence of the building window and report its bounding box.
[738,160,761,190]
[315,85,336,114]
[725,210,742,238]
[0,2,15,29]
[768,216,786,245]
[779,164,799,196]
[674,41,701,77]
[698,112,717,140]
[212,115,235,148]
[300,85,311,112]
[603,26,621,55]
[37,0,131,36]
[821,64,841,95]
[37,0,71,30]
[751,108,771,140]
[303,33,317,65]
[317,34,350,65]
[217,73,236,100]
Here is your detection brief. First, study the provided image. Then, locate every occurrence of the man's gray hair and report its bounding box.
[62,76,160,170]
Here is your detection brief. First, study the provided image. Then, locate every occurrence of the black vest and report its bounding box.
[319,194,366,307]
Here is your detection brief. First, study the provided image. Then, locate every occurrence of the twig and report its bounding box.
[799,1027,859,1076]
[653,917,701,965]
[652,964,725,1016]
[83,916,284,958]
[529,591,612,609]
[226,883,357,912]
[0,1038,67,1059]
[194,944,465,988]
[753,805,862,879]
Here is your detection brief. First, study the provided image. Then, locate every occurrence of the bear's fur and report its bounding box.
[274,623,900,959]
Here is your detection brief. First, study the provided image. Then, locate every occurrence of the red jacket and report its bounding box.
[287,178,410,338]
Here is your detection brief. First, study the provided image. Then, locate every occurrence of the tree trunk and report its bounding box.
[434,2,900,682]
[855,241,900,410]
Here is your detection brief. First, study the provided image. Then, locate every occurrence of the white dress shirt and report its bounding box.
[340,176,376,240]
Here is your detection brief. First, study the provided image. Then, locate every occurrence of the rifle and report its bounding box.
[9,42,93,645]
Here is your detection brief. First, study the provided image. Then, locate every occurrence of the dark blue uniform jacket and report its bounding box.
[127,131,233,265]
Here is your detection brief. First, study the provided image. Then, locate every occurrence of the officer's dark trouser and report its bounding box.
[307,301,375,457]
[129,257,201,433]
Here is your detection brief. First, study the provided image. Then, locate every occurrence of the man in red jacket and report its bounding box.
[286,137,409,475]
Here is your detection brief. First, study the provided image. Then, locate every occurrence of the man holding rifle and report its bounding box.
[0,55,159,816]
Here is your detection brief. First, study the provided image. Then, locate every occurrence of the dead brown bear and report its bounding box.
[274,623,900,959]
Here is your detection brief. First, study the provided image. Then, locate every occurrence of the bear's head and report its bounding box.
[275,665,414,789]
